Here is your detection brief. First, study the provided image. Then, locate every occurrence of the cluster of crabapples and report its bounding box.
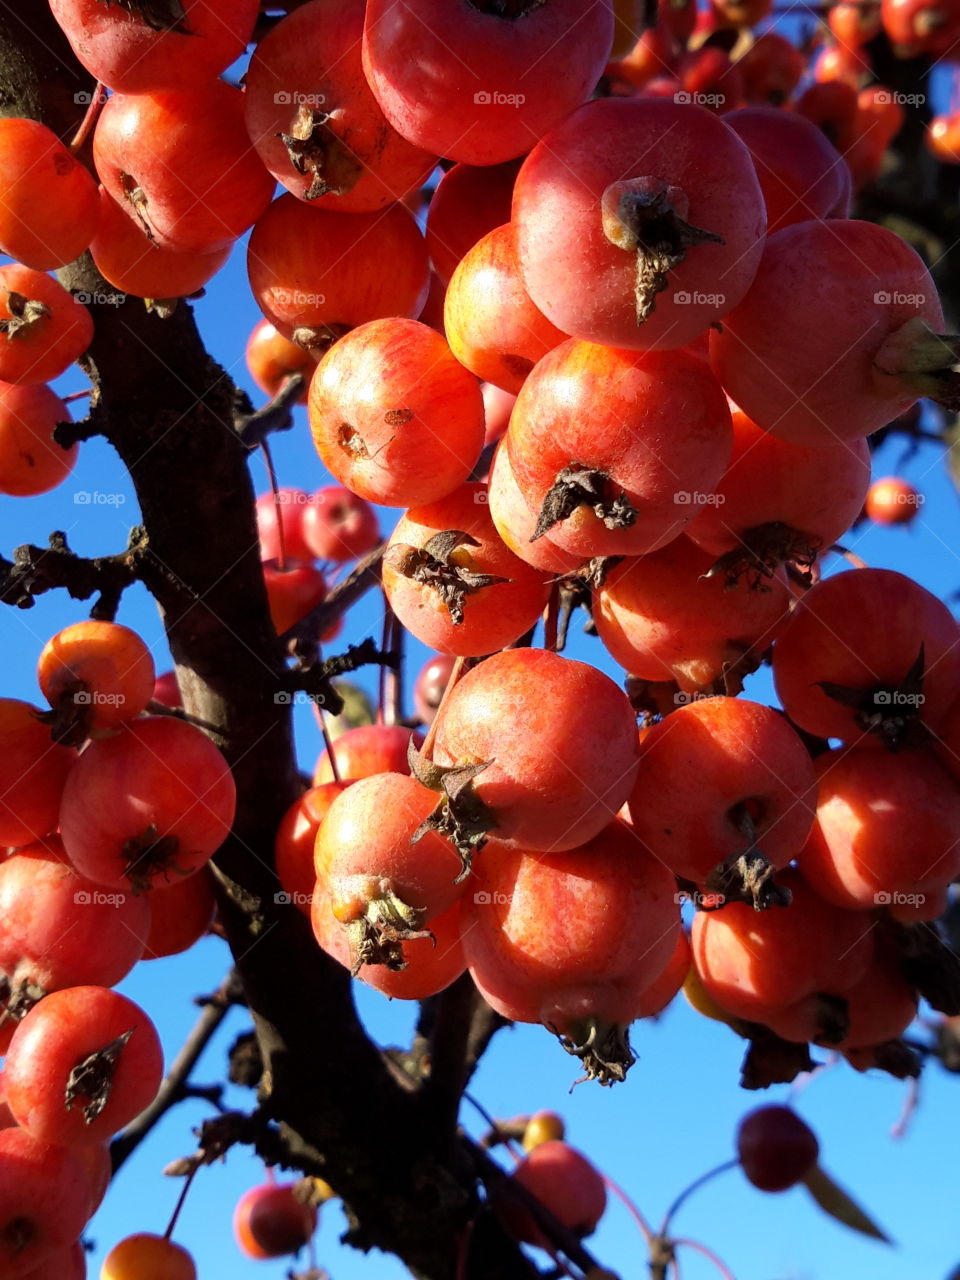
[0,620,234,1279]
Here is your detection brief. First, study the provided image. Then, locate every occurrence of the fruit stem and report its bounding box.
[260,439,286,572]
[670,1237,738,1280]
[542,580,561,652]
[69,82,105,153]
[602,1173,654,1242]
[828,543,869,571]
[164,1160,200,1241]
[462,1091,523,1166]
[659,1159,739,1236]
[379,603,404,728]
[62,387,93,404]
[420,655,467,760]
[318,715,342,785]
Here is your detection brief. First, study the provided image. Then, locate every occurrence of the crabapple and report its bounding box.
[737,1106,819,1192]
[142,870,216,959]
[627,696,817,900]
[725,108,851,233]
[771,568,960,747]
[0,118,99,271]
[308,318,484,508]
[362,0,614,166]
[461,820,680,1082]
[49,0,259,92]
[486,443,584,576]
[501,1141,607,1247]
[0,1128,92,1276]
[301,488,380,563]
[796,747,960,910]
[865,476,922,525]
[244,0,436,212]
[685,407,870,571]
[0,383,76,498]
[313,772,467,969]
[425,160,522,286]
[4,987,163,1146]
[233,1181,317,1259]
[247,194,429,352]
[0,837,150,1008]
[100,1235,196,1280]
[312,725,423,785]
[311,890,466,999]
[256,491,316,564]
[93,81,276,255]
[274,782,349,914]
[0,700,75,850]
[444,224,568,394]
[245,321,314,405]
[594,536,792,691]
[37,621,155,741]
[432,649,641,852]
[709,220,945,445]
[90,186,230,302]
[0,266,93,386]
[382,482,551,657]
[505,340,732,558]
[691,869,876,1024]
[512,98,766,350]
[58,716,236,892]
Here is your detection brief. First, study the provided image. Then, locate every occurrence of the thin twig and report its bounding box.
[110,970,243,1172]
